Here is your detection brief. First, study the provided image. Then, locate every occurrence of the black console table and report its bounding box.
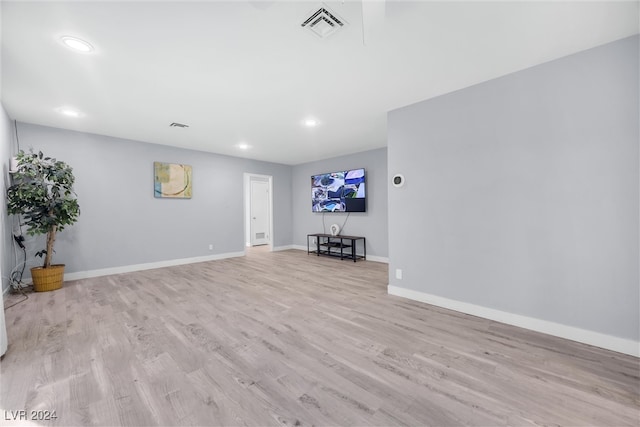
[307,233,366,262]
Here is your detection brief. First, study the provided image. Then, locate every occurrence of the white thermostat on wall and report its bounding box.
[392,174,405,187]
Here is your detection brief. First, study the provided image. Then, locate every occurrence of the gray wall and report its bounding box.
[1,103,14,293]
[292,148,388,259]
[388,36,639,341]
[13,123,292,274]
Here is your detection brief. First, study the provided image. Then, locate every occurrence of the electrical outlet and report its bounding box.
[312,238,317,244]
[395,269,403,280]
[208,244,213,250]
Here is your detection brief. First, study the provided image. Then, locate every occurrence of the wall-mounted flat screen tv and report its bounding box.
[311,168,366,212]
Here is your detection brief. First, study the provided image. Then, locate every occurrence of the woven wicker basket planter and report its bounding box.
[31,264,65,292]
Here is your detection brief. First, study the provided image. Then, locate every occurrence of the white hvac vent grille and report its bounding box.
[301,4,347,39]
[169,122,189,128]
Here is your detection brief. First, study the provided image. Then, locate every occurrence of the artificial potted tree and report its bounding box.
[6,150,80,292]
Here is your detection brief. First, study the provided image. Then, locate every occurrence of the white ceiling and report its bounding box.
[1,1,638,165]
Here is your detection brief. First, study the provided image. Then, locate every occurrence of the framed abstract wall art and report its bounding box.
[154,162,192,199]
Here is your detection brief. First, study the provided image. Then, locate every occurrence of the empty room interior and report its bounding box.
[0,1,638,426]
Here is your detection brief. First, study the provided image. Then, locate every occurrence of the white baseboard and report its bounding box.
[62,251,245,281]
[366,255,389,263]
[388,285,639,358]
[291,245,388,263]
[272,245,296,252]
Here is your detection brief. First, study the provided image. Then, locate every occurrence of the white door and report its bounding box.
[250,179,270,246]
[0,268,7,356]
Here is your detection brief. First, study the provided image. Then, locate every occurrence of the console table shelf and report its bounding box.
[307,233,366,262]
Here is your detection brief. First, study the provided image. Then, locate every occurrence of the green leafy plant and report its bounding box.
[6,150,80,268]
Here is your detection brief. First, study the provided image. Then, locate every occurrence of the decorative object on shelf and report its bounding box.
[154,161,192,199]
[6,150,80,292]
[330,223,341,236]
[392,173,405,187]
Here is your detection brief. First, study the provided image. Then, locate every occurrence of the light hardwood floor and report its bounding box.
[1,249,639,426]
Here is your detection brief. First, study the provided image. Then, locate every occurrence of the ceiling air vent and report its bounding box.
[169,122,189,128]
[301,4,347,39]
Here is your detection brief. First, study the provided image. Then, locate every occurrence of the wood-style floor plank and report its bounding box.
[1,248,638,426]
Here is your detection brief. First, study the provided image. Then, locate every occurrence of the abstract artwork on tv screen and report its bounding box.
[311,168,366,212]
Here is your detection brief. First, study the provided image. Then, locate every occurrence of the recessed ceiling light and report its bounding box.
[55,107,83,118]
[237,143,250,150]
[61,109,80,117]
[304,118,319,127]
[60,36,94,53]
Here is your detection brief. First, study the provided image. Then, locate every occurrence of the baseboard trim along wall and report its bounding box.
[291,245,389,263]
[388,285,640,358]
[61,251,246,281]
[365,255,389,264]
[272,245,296,252]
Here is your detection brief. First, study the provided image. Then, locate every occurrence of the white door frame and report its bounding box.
[243,173,274,250]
